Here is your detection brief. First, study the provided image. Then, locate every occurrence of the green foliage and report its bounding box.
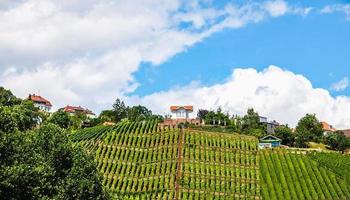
[112,98,128,122]
[203,107,230,126]
[197,109,209,121]
[47,110,72,129]
[99,110,116,122]
[0,101,40,132]
[295,114,323,147]
[127,105,152,121]
[241,108,265,137]
[0,124,108,199]
[324,131,350,152]
[0,87,21,106]
[274,125,294,146]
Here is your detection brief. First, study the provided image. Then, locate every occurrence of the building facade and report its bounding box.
[28,94,52,112]
[60,105,96,118]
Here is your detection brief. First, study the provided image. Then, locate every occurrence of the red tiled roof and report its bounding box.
[28,94,52,107]
[321,121,336,132]
[170,105,193,111]
[62,105,95,115]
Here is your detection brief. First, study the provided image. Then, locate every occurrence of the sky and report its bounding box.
[0,0,350,128]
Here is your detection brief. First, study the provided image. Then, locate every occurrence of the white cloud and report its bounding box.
[264,0,288,17]
[130,66,350,129]
[0,0,313,112]
[331,77,349,92]
[321,4,350,20]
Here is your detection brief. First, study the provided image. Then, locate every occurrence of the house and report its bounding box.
[259,116,280,134]
[258,135,281,149]
[170,105,193,119]
[161,105,200,126]
[259,116,268,123]
[267,120,280,134]
[321,121,336,136]
[28,94,52,112]
[60,105,96,118]
[340,129,350,138]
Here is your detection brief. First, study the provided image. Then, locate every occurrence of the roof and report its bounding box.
[170,105,193,111]
[321,121,336,132]
[62,105,95,115]
[260,135,281,142]
[341,129,350,138]
[28,94,52,107]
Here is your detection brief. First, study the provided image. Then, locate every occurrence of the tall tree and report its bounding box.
[112,98,127,122]
[241,108,264,137]
[127,105,152,121]
[197,109,209,122]
[295,114,323,147]
[274,125,294,146]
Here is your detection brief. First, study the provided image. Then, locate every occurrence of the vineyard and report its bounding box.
[260,149,350,200]
[72,121,350,200]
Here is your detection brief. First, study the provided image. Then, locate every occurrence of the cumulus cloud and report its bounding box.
[0,0,313,111]
[130,66,350,129]
[331,77,349,92]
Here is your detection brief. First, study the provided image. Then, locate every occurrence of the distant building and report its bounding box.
[267,120,280,134]
[259,116,280,134]
[60,105,96,118]
[28,94,52,112]
[170,105,193,119]
[321,121,336,136]
[161,105,200,126]
[258,135,282,149]
[340,129,350,138]
[259,116,268,123]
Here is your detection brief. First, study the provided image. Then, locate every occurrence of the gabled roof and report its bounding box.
[321,121,336,132]
[260,135,281,141]
[62,105,95,115]
[170,105,193,111]
[28,94,52,107]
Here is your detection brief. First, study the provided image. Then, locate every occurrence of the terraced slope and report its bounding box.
[72,121,260,199]
[72,122,350,200]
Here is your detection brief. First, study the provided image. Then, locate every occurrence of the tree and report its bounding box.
[99,110,115,122]
[0,124,108,199]
[274,125,294,146]
[0,102,40,132]
[48,110,71,129]
[197,109,209,122]
[241,108,264,136]
[324,131,350,152]
[295,114,323,147]
[127,105,152,121]
[0,87,21,106]
[112,98,127,122]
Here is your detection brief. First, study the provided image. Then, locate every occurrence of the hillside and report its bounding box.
[72,122,350,199]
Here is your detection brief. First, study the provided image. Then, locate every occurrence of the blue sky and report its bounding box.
[134,0,350,97]
[1,0,350,128]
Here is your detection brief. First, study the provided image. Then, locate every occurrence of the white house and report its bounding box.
[170,106,193,119]
[28,94,52,112]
